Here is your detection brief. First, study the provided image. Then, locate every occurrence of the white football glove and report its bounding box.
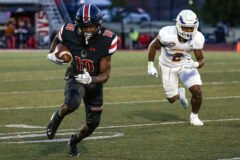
[183,59,199,69]
[148,61,158,77]
[47,47,67,65]
[74,69,92,84]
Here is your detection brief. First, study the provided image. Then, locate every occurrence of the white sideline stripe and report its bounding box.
[0,96,240,111]
[0,133,125,144]
[0,80,240,95]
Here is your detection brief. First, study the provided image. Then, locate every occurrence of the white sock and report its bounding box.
[191,112,198,118]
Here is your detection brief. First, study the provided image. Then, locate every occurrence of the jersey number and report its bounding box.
[172,52,184,62]
[75,56,94,72]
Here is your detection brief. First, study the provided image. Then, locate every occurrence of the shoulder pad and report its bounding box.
[58,23,75,42]
[159,26,170,45]
[193,31,205,49]
[100,28,117,55]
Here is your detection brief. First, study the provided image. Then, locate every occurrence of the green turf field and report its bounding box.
[0,50,240,160]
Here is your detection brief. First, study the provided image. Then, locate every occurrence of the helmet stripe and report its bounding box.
[179,16,186,24]
[84,4,89,21]
[88,4,91,21]
[82,5,85,21]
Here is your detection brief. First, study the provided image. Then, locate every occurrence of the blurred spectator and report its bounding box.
[138,34,153,49]
[5,21,16,49]
[214,22,226,43]
[26,23,36,48]
[129,28,139,49]
[15,20,28,48]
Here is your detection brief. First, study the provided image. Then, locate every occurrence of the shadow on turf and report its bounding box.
[129,110,185,122]
[40,141,88,157]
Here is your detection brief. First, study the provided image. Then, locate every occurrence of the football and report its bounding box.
[55,43,72,63]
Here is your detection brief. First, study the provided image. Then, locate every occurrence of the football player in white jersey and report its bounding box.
[147,9,205,126]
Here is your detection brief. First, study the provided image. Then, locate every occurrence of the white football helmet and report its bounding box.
[176,9,199,40]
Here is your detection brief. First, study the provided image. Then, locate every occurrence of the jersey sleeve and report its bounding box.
[108,35,118,55]
[158,27,168,46]
[102,28,118,56]
[57,23,75,42]
[193,32,205,50]
[57,24,65,42]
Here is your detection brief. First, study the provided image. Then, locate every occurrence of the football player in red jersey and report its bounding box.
[47,4,117,157]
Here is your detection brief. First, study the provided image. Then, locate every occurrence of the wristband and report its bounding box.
[193,62,199,68]
[148,61,154,68]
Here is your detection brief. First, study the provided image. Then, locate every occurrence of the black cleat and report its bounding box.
[46,110,63,139]
[68,134,80,157]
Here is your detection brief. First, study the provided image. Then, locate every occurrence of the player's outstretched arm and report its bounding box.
[147,37,162,77]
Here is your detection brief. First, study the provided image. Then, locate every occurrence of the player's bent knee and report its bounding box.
[167,95,178,103]
[167,98,175,103]
[64,88,81,109]
[191,88,202,98]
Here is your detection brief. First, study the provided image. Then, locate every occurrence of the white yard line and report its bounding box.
[0,133,125,144]
[1,69,240,82]
[97,118,240,129]
[0,80,240,95]
[3,124,45,129]
[0,131,120,140]
[0,118,239,144]
[218,158,240,160]
[0,95,239,111]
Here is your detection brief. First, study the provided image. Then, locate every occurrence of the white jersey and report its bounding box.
[158,26,205,68]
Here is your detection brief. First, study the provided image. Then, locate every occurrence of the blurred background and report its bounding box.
[0,0,240,51]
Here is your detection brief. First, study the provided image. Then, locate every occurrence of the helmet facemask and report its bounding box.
[176,10,199,40]
[76,24,101,45]
[75,4,103,46]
